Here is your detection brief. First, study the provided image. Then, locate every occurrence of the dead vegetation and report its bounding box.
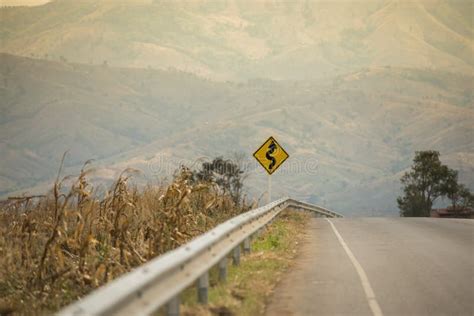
[0,161,250,314]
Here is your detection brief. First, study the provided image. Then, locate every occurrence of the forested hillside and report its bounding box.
[1,53,472,214]
[1,0,472,80]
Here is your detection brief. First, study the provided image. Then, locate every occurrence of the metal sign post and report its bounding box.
[268,174,272,204]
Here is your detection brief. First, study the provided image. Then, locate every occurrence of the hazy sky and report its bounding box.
[0,0,49,6]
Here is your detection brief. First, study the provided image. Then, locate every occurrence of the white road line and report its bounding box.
[326,219,384,316]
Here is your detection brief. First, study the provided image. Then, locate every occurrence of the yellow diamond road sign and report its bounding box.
[253,136,289,175]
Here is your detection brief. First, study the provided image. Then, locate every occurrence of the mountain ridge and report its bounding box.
[1,0,473,80]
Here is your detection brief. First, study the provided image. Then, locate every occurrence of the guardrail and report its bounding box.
[58,198,342,316]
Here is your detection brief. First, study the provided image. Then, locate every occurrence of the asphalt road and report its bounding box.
[266,217,474,316]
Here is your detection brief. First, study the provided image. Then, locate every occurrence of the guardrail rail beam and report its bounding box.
[58,198,342,316]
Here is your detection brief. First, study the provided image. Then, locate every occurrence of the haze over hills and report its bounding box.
[1,53,473,214]
[1,0,473,80]
[0,0,473,215]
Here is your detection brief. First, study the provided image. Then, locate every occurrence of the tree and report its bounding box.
[397,183,429,217]
[459,187,474,208]
[193,157,244,205]
[397,151,449,217]
[442,169,461,210]
[398,150,473,217]
[442,169,474,212]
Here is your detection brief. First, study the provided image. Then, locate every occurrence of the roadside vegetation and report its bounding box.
[179,210,310,316]
[398,150,473,217]
[0,156,251,314]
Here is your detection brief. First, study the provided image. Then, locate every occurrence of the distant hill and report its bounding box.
[1,0,473,214]
[1,0,473,80]
[1,53,473,215]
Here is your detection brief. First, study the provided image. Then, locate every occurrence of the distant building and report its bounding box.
[430,207,474,219]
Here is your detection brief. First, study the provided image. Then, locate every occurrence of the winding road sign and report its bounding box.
[253,136,289,175]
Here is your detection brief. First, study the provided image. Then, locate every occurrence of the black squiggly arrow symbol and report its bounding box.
[266,140,277,170]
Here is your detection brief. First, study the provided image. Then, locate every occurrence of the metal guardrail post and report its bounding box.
[197,272,209,304]
[167,296,180,316]
[243,237,251,254]
[218,257,227,282]
[233,245,241,266]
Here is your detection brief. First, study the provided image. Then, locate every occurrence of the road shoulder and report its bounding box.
[265,217,371,316]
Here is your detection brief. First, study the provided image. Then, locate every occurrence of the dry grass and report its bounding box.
[0,162,250,315]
